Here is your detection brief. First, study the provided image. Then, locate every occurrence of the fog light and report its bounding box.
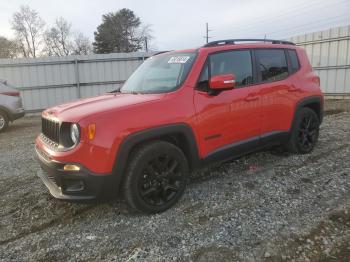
[63,164,80,171]
[65,179,84,192]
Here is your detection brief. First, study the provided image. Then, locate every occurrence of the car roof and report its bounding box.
[155,39,299,57]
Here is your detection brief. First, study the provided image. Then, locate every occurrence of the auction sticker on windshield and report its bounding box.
[168,56,190,64]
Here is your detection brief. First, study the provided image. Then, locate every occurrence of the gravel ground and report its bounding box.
[0,103,350,262]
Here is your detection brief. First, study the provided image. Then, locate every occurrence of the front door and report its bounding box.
[194,49,262,158]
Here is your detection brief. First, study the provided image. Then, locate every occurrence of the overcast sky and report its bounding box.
[0,0,349,50]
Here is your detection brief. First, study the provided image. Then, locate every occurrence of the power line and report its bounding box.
[234,0,325,31]
[253,0,348,29]
[277,21,350,40]
[235,9,349,40]
[230,0,349,35]
[267,15,350,38]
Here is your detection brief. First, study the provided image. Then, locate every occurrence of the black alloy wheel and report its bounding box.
[297,113,318,152]
[286,107,320,154]
[123,141,188,213]
[138,154,182,206]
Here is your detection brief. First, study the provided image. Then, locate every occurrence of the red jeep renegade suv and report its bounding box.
[35,39,324,213]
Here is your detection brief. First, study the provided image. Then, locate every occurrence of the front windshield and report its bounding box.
[120,52,196,94]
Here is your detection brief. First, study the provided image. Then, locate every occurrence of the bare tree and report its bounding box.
[44,17,73,56]
[73,33,92,55]
[11,6,45,58]
[0,36,19,58]
[44,17,92,56]
[11,6,93,58]
[138,24,155,52]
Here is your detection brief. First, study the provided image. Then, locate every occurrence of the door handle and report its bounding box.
[244,95,259,101]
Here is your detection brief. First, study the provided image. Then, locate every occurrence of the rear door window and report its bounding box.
[255,49,288,82]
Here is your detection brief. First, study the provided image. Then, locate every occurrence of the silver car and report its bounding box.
[0,80,25,132]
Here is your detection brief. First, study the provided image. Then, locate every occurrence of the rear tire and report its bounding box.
[122,141,189,213]
[0,111,9,133]
[285,107,320,154]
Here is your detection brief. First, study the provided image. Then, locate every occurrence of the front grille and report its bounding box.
[42,117,60,145]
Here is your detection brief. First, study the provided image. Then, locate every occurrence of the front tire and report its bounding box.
[0,111,9,133]
[286,107,320,154]
[122,141,189,213]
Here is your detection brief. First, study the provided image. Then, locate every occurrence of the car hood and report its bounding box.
[42,93,164,122]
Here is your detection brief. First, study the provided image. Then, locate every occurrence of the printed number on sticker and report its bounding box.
[168,56,190,64]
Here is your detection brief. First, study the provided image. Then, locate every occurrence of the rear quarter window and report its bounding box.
[288,50,300,73]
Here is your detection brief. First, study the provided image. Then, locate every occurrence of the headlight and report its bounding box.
[70,124,80,145]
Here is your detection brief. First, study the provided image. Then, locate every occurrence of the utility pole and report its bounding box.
[204,22,212,44]
[145,37,148,52]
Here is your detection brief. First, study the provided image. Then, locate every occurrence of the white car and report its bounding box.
[0,80,25,132]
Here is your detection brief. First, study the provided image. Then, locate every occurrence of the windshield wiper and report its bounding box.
[118,90,142,95]
[109,89,121,93]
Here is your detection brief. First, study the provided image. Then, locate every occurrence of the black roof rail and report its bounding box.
[203,39,295,47]
[152,51,172,56]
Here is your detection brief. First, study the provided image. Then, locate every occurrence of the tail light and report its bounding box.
[0,91,20,97]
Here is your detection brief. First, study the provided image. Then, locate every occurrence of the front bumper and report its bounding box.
[35,146,117,200]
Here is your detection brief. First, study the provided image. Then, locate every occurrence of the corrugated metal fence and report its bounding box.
[1,27,349,113]
[290,25,350,97]
[0,52,152,112]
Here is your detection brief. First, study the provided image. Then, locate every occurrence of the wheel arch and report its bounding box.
[294,96,324,124]
[112,123,200,189]
[0,106,11,121]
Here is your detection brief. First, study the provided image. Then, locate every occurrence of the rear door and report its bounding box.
[254,49,296,136]
[194,49,262,157]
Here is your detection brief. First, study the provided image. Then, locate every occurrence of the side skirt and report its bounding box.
[199,131,289,168]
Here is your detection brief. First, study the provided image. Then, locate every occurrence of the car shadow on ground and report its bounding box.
[44,147,291,217]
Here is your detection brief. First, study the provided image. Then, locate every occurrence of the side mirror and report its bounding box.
[209,74,236,90]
